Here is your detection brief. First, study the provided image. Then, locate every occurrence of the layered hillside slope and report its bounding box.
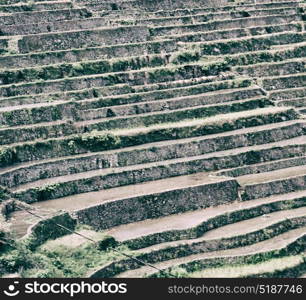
[0,0,306,278]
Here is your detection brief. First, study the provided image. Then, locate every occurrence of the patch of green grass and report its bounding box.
[0,240,49,276]
[0,227,136,278]
[22,242,134,278]
[189,255,304,278]
[171,51,200,64]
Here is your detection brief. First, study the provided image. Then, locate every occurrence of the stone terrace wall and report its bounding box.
[76,179,239,230]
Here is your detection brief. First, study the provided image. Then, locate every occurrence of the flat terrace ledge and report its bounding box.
[64,172,239,230]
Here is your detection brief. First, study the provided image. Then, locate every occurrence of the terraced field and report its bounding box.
[0,0,305,278]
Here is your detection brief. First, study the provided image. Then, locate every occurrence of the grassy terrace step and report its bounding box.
[0,0,65,4]
[0,75,243,108]
[0,62,231,98]
[94,218,306,278]
[11,133,306,203]
[0,49,208,85]
[114,7,299,26]
[100,5,297,21]
[77,91,265,122]
[150,14,302,37]
[77,85,262,110]
[235,58,306,77]
[0,53,171,85]
[169,23,302,43]
[261,73,306,90]
[0,8,92,26]
[255,0,301,3]
[0,86,264,126]
[73,175,239,231]
[0,118,302,187]
[270,87,306,100]
[0,11,257,36]
[0,81,256,118]
[0,39,178,70]
[216,156,306,177]
[82,0,302,12]
[239,165,306,200]
[0,16,136,36]
[140,233,306,278]
[122,208,306,277]
[116,217,306,278]
[188,255,306,278]
[6,203,60,239]
[74,98,273,132]
[0,119,77,146]
[223,44,306,67]
[270,40,306,51]
[298,107,306,114]
[201,207,306,243]
[0,1,73,13]
[0,100,75,126]
[120,7,299,27]
[194,32,306,56]
[0,106,296,164]
[94,230,306,278]
[0,78,251,144]
[17,25,150,53]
